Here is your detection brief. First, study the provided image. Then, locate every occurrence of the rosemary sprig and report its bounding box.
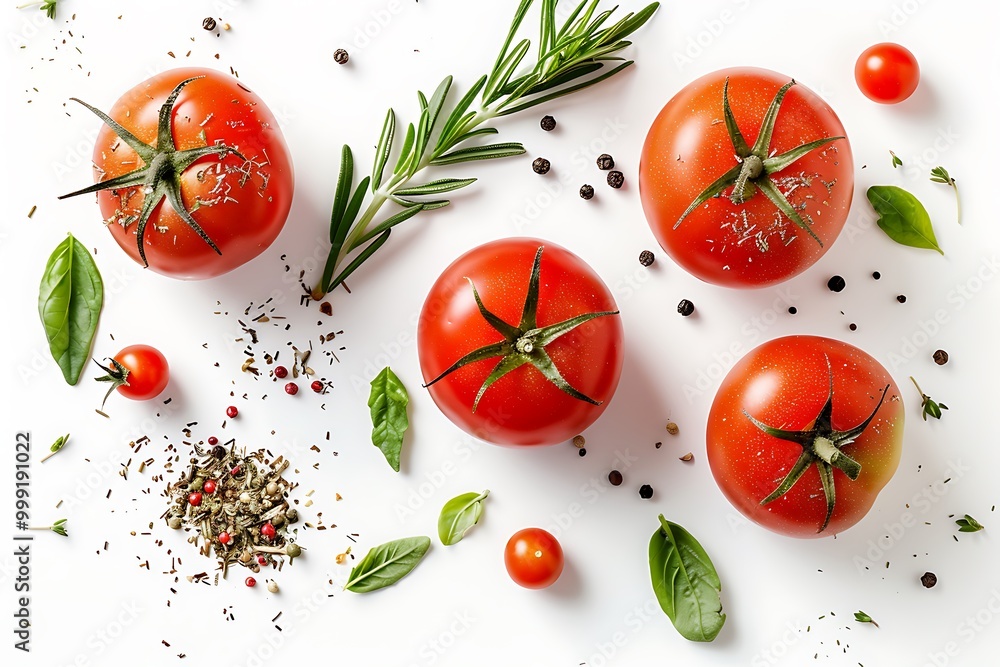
[16,0,58,19]
[312,0,659,299]
[29,519,68,536]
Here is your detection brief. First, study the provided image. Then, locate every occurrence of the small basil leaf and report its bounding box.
[438,490,490,546]
[345,536,431,593]
[867,185,944,255]
[38,233,104,385]
[649,515,726,642]
[368,367,409,472]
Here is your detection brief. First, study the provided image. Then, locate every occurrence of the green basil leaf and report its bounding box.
[867,185,944,255]
[649,515,726,642]
[38,233,104,385]
[345,536,431,593]
[368,366,409,472]
[438,490,490,546]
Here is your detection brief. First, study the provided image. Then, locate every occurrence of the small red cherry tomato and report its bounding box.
[855,43,920,104]
[504,528,564,589]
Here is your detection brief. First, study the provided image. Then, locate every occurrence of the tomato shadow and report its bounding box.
[546,556,584,599]
[893,77,939,118]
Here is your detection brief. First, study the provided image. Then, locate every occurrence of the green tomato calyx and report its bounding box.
[59,77,246,268]
[423,246,619,412]
[674,78,845,247]
[744,363,889,534]
[94,357,131,409]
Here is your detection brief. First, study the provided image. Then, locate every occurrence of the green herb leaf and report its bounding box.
[38,234,104,385]
[910,376,948,421]
[854,611,879,627]
[438,490,490,545]
[867,185,944,254]
[956,514,984,533]
[41,433,70,463]
[930,165,962,225]
[368,367,409,472]
[890,150,902,168]
[17,0,58,20]
[344,536,431,593]
[649,515,725,642]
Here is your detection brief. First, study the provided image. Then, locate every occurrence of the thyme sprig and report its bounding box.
[17,0,57,20]
[29,519,68,536]
[312,0,659,299]
[930,166,961,224]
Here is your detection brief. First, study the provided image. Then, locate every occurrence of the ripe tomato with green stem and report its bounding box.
[417,239,623,446]
[707,336,904,538]
[639,68,853,288]
[95,344,169,407]
[60,68,294,280]
[505,527,564,589]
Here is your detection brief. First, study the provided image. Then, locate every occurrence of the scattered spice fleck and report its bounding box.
[933,349,949,365]
[872,271,881,280]
[28,205,37,218]
[788,306,798,315]
[578,448,587,457]
[596,154,614,170]
[572,435,586,448]
[849,323,857,331]
[638,484,654,499]
[608,470,623,486]
[333,48,349,65]
[202,17,217,31]
[920,572,937,588]
[579,184,594,200]
[532,157,551,174]
[284,382,298,395]
[827,275,846,292]
[679,452,694,462]
[540,115,556,131]
[665,422,679,435]
[677,299,695,317]
[638,250,654,267]
[226,405,238,419]
[897,295,907,303]
[607,170,624,189]
[319,301,333,316]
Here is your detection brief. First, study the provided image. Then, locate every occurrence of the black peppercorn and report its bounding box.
[677,299,695,317]
[897,294,907,303]
[212,445,227,459]
[202,17,217,31]
[578,448,587,457]
[933,349,949,365]
[333,48,350,65]
[849,323,858,331]
[921,572,937,588]
[827,275,846,292]
[607,170,624,189]
[596,153,614,170]
[579,184,594,200]
[608,470,623,486]
[639,484,653,499]
[872,271,882,280]
[788,306,798,315]
[540,115,556,131]
[532,157,551,174]
[638,250,654,267]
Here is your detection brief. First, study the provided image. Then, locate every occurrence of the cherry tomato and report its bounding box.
[639,68,853,288]
[504,528,564,589]
[96,344,169,405]
[64,68,294,279]
[855,43,920,104]
[707,336,904,538]
[417,239,624,446]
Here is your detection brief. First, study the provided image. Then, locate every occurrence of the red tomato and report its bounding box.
[96,344,170,404]
[63,68,293,279]
[707,336,904,538]
[639,68,853,288]
[417,239,624,446]
[504,528,564,589]
[855,43,920,104]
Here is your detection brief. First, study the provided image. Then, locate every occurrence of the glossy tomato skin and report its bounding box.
[417,238,624,446]
[707,336,904,538]
[855,43,920,104]
[114,344,170,401]
[504,528,564,589]
[92,68,294,279]
[639,68,853,288]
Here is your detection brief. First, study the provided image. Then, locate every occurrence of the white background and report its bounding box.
[3,1,1000,666]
